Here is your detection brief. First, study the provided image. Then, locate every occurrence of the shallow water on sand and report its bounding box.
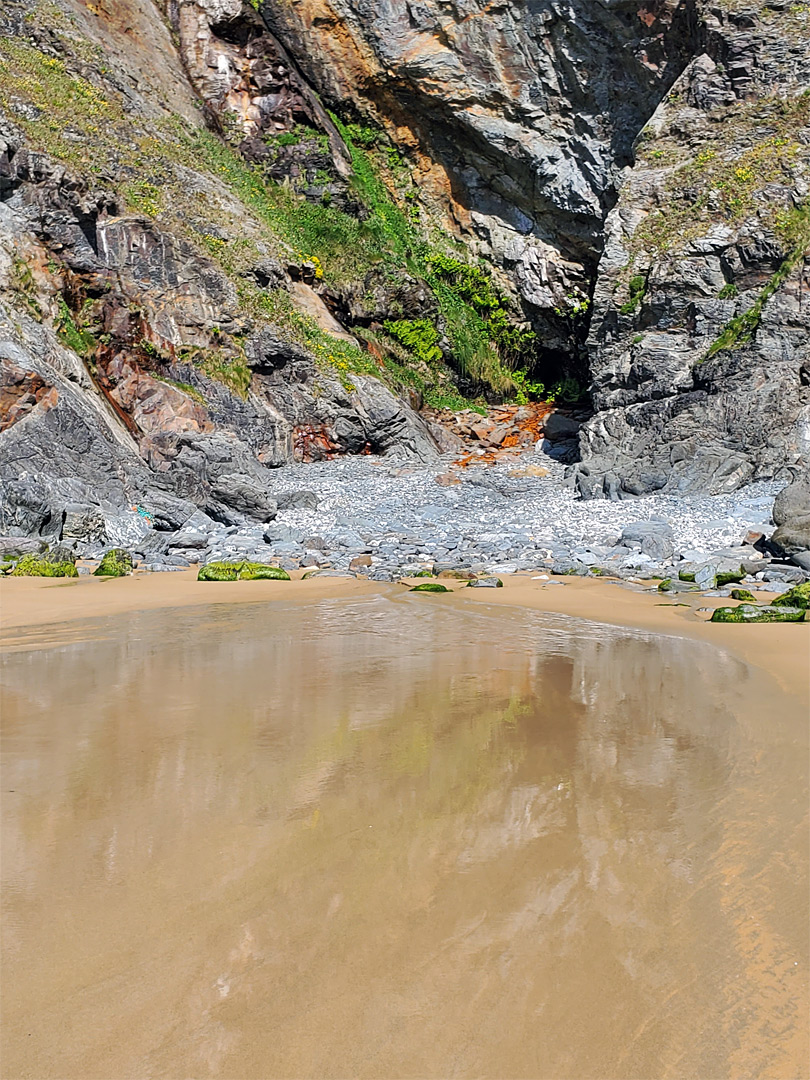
[1,595,807,1079]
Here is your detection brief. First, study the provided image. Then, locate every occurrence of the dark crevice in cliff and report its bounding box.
[256,0,707,400]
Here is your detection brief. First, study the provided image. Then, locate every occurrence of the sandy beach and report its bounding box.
[2,570,807,701]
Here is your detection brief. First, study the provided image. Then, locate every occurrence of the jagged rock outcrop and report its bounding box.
[258,0,695,367]
[573,3,810,497]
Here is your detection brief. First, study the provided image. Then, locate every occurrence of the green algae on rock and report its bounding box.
[710,604,805,624]
[93,549,133,577]
[730,588,757,602]
[198,562,290,582]
[239,564,291,580]
[715,570,745,588]
[8,554,78,578]
[466,577,504,588]
[771,581,810,610]
[410,582,450,593]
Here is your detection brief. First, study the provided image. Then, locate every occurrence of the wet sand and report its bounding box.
[1,574,808,1079]
[1,569,807,699]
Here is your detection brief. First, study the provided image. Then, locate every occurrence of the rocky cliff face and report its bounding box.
[578,2,810,496]
[260,0,695,372]
[1,0,808,541]
[259,0,810,495]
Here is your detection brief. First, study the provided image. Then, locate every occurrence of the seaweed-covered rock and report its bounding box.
[8,553,78,578]
[197,561,290,581]
[198,562,241,581]
[710,604,805,624]
[410,582,450,593]
[658,578,698,594]
[466,577,504,588]
[771,582,810,611]
[93,549,133,577]
[239,563,290,580]
[715,570,745,588]
[730,589,757,602]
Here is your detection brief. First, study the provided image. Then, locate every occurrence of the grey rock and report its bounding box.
[61,504,106,543]
[770,522,810,557]
[695,564,718,589]
[168,529,209,549]
[640,535,675,563]
[620,522,674,544]
[789,551,810,573]
[542,413,580,442]
[773,479,810,528]
[0,536,47,557]
[276,489,320,510]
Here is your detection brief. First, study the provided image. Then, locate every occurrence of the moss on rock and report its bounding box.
[715,570,745,587]
[730,588,757,602]
[198,561,290,581]
[9,553,78,578]
[772,581,810,610]
[678,570,696,582]
[710,604,805,623]
[410,582,450,593]
[239,563,291,580]
[93,548,133,577]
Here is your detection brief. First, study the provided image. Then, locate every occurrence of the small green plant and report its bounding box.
[718,282,739,299]
[548,376,582,403]
[704,201,810,359]
[55,298,96,356]
[154,376,205,403]
[342,122,380,149]
[189,344,252,397]
[124,180,162,217]
[383,319,442,365]
[9,255,42,320]
[619,274,646,315]
[510,368,546,405]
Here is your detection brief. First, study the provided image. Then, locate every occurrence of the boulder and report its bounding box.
[711,604,805,624]
[773,478,810,528]
[770,522,810,557]
[276,490,319,511]
[93,549,133,577]
[542,413,580,442]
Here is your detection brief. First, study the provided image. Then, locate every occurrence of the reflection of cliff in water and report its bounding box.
[1,599,806,1080]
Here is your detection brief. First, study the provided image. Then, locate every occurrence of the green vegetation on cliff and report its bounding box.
[0,28,542,406]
